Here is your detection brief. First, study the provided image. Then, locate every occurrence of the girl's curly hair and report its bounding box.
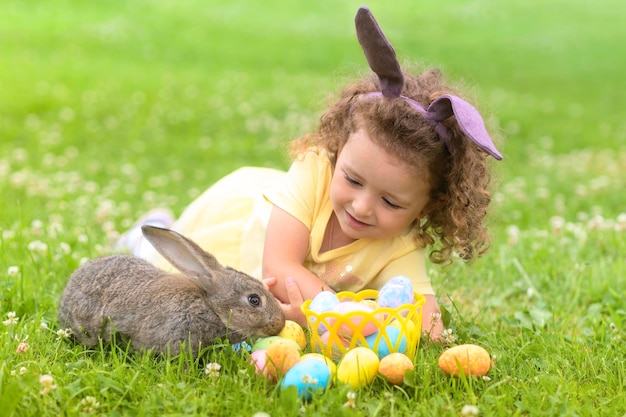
[291,68,497,264]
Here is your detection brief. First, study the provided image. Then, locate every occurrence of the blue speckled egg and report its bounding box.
[309,291,340,333]
[363,326,407,359]
[310,291,340,313]
[280,358,331,400]
[378,275,414,309]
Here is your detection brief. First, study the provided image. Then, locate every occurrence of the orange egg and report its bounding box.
[438,344,491,377]
[265,338,301,379]
[378,352,414,385]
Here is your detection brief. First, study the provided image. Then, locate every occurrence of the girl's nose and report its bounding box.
[352,194,373,218]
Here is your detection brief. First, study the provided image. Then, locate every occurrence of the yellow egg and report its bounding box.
[378,352,414,385]
[336,347,380,389]
[438,344,492,377]
[299,353,337,380]
[265,338,302,379]
[279,320,307,350]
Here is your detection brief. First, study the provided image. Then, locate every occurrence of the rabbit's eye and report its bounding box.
[248,294,261,307]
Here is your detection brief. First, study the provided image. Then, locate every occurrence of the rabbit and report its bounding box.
[58,225,285,356]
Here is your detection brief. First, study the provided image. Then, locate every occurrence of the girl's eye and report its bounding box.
[382,198,401,209]
[344,174,361,186]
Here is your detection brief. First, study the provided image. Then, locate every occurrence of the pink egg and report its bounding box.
[331,301,380,336]
[317,330,351,360]
[250,349,273,380]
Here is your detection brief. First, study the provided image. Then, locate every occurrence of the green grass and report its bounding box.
[1,0,625,415]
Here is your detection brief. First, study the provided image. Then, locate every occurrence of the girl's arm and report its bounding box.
[421,294,444,341]
[262,206,333,324]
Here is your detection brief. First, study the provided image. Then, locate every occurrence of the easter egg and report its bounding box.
[378,352,414,385]
[250,349,272,379]
[279,320,307,350]
[308,291,341,333]
[251,336,282,352]
[336,347,380,389]
[361,299,379,310]
[378,275,414,309]
[364,326,407,358]
[389,318,419,343]
[330,301,380,336]
[314,331,351,360]
[299,353,337,380]
[280,358,331,400]
[438,344,492,377]
[265,338,301,379]
[230,341,252,352]
[309,291,340,315]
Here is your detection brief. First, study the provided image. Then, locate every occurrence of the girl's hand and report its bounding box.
[281,277,307,326]
[265,277,307,326]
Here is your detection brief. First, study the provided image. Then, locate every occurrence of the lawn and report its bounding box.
[1,0,624,415]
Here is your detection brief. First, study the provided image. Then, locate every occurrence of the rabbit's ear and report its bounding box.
[141,226,222,280]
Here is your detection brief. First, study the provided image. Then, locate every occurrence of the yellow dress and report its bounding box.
[143,148,434,295]
[143,166,284,278]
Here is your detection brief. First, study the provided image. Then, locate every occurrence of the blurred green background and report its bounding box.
[1,0,624,235]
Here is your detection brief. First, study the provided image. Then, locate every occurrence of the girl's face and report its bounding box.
[330,128,432,241]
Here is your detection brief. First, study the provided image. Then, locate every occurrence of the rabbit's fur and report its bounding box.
[58,225,285,355]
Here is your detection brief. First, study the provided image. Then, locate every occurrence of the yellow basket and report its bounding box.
[301,289,425,360]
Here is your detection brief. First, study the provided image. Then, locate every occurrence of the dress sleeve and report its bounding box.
[263,149,328,230]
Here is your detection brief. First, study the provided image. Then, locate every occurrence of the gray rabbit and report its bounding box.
[58,225,285,355]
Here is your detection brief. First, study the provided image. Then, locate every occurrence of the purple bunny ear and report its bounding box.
[427,95,503,160]
[355,6,404,98]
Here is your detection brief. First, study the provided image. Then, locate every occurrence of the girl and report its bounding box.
[116,7,502,340]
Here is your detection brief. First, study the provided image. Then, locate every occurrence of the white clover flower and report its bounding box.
[39,374,57,395]
[301,374,318,385]
[8,266,20,277]
[28,240,48,253]
[441,328,457,345]
[549,216,565,234]
[204,362,221,377]
[429,312,442,327]
[343,391,357,408]
[461,404,480,416]
[3,230,16,240]
[11,367,28,376]
[79,396,100,413]
[56,328,73,339]
[31,219,44,235]
[59,242,71,255]
[3,311,19,326]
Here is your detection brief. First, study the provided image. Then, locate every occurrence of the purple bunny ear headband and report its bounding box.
[355,6,503,160]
